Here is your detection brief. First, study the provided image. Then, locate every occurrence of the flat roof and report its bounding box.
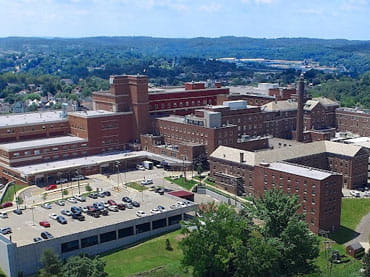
[0,188,196,246]
[12,151,192,176]
[0,136,87,152]
[0,111,67,128]
[345,137,370,149]
[267,162,334,180]
[69,110,125,118]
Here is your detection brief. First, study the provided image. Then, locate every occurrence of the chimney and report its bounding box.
[240,152,244,163]
[296,74,305,142]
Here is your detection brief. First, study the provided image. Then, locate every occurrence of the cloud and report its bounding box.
[340,0,369,11]
[199,3,222,13]
[241,0,277,4]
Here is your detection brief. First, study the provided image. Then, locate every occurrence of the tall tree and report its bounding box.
[62,255,108,277]
[38,249,62,277]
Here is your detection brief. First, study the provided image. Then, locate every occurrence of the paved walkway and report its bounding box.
[345,211,370,251]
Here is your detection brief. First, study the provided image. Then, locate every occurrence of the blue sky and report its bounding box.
[0,0,369,39]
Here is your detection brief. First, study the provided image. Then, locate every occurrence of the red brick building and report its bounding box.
[336,107,370,137]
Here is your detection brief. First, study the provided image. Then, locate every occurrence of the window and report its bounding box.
[24,151,31,156]
[34,150,40,155]
[13,153,20,157]
[169,214,182,225]
[100,231,117,243]
[52,147,58,151]
[152,219,167,229]
[118,227,134,238]
[136,222,150,234]
[61,240,79,253]
[81,235,98,248]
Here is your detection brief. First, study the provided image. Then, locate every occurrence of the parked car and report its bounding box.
[350,190,360,197]
[365,191,370,197]
[107,199,117,206]
[100,209,109,216]
[41,231,53,239]
[55,200,65,206]
[56,215,67,224]
[71,175,85,181]
[93,202,105,211]
[88,193,98,199]
[103,191,111,196]
[33,237,42,242]
[13,209,22,215]
[141,179,153,185]
[72,213,85,221]
[75,195,86,202]
[39,221,51,228]
[132,201,140,207]
[0,212,8,219]
[122,196,132,203]
[97,192,106,198]
[150,208,161,214]
[80,206,89,213]
[177,201,187,208]
[1,202,12,209]
[67,197,78,203]
[45,184,57,191]
[0,227,11,234]
[41,203,52,209]
[56,178,68,184]
[49,213,58,220]
[157,205,166,212]
[125,203,133,209]
[108,205,118,212]
[170,204,177,209]
[136,164,145,171]
[61,209,72,216]
[71,206,81,215]
[117,203,126,210]
[136,210,146,217]
[155,164,163,168]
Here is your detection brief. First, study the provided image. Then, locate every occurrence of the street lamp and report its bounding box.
[75,169,81,195]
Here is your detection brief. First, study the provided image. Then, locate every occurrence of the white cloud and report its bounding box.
[241,0,277,4]
[199,3,222,13]
[340,0,369,11]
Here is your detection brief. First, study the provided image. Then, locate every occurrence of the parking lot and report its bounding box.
[0,185,194,246]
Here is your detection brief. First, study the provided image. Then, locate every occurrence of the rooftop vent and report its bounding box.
[259,161,270,167]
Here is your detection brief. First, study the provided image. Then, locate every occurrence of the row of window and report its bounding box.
[150,99,214,110]
[1,124,67,135]
[12,143,88,158]
[61,215,182,253]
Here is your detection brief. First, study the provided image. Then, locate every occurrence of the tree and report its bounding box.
[38,249,62,277]
[246,189,319,276]
[62,255,108,277]
[363,250,370,276]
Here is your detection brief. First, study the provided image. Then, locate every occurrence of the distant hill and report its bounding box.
[0,36,370,74]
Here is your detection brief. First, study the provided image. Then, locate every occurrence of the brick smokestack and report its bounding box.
[296,74,305,142]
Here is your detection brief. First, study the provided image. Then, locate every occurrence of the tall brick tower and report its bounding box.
[127,75,151,140]
[296,74,305,142]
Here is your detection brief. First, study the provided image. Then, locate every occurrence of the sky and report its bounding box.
[0,0,369,40]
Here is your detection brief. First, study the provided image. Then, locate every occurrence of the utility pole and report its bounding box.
[76,169,81,195]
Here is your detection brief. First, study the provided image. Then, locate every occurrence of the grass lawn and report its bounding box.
[330,198,370,244]
[1,184,28,204]
[164,177,197,191]
[101,230,191,277]
[127,182,148,192]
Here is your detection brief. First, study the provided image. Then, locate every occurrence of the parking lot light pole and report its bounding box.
[76,169,81,195]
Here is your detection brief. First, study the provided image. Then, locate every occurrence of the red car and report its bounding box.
[107,199,117,206]
[39,221,51,228]
[45,184,57,191]
[1,202,12,209]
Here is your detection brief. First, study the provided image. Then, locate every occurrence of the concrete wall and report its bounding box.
[0,235,17,277]
[12,206,193,277]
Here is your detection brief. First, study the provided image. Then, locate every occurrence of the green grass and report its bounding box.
[102,230,190,277]
[127,182,148,192]
[330,198,370,244]
[0,184,28,204]
[0,267,6,277]
[164,177,197,191]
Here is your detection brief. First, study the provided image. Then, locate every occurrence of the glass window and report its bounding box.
[118,227,134,238]
[153,218,167,229]
[61,240,79,253]
[136,222,150,234]
[100,231,117,243]
[81,235,98,248]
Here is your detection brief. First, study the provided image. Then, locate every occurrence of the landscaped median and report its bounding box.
[127,182,148,192]
[164,177,198,191]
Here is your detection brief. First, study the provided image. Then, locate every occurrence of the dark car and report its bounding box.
[71,206,81,215]
[87,206,97,212]
[72,213,85,221]
[41,231,54,239]
[33,237,42,242]
[122,196,132,203]
[107,199,117,206]
[117,203,126,210]
[103,191,111,196]
[97,192,106,198]
[88,193,98,199]
[1,202,12,209]
[13,209,22,215]
[132,201,140,207]
[56,215,67,224]
[100,210,109,216]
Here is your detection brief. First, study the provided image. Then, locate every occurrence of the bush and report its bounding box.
[85,185,92,192]
[62,189,69,196]
[165,238,173,251]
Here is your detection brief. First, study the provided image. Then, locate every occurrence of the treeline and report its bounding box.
[309,71,370,108]
[1,36,370,74]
